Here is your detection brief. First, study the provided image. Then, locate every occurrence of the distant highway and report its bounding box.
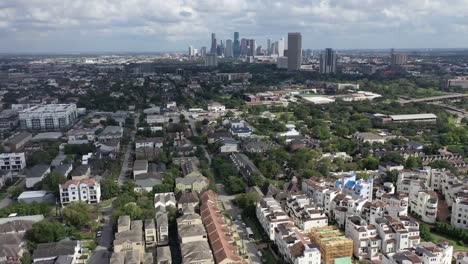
[399,93,468,104]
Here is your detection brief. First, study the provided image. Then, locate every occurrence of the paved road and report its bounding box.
[118,113,139,186]
[89,205,114,264]
[218,191,262,264]
[0,197,12,209]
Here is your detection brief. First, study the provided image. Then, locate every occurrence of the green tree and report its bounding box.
[420,223,432,241]
[8,186,24,199]
[405,156,421,169]
[39,172,67,197]
[20,251,32,264]
[362,157,379,170]
[101,178,120,199]
[226,176,247,194]
[62,202,93,230]
[259,160,281,179]
[26,220,69,243]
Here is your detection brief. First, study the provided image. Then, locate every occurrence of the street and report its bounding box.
[89,205,114,264]
[217,190,262,264]
[118,113,139,186]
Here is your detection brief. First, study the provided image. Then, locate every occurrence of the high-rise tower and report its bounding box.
[287,33,302,71]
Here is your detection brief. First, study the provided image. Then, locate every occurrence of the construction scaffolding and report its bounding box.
[308,226,353,264]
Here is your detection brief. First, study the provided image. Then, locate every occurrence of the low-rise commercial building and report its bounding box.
[19,104,77,130]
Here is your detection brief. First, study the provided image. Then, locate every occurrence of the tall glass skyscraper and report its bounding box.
[233,32,240,57]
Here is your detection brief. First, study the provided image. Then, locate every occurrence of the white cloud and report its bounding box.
[0,0,468,52]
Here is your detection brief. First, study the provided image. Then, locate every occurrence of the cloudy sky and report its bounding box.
[1,0,468,53]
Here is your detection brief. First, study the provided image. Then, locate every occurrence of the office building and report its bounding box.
[199,46,207,57]
[278,38,285,57]
[249,39,256,57]
[390,49,407,66]
[267,38,271,55]
[19,104,78,130]
[320,48,337,74]
[233,32,240,57]
[217,40,224,56]
[240,38,248,56]
[287,33,302,71]
[277,57,288,69]
[210,33,216,54]
[225,39,233,57]
[204,53,218,67]
[188,45,193,56]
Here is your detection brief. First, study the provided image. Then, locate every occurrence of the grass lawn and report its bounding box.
[430,232,468,251]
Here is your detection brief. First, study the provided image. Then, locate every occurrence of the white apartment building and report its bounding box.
[59,178,101,205]
[0,152,26,171]
[411,190,438,223]
[274,223,321,264]
[256,196,293,240]
[451,197,468,229]
[335,173,374,201]
[382,241,453,264]
[135,138,164,149]
[19,104,78,130]
[207,102,226,113]
[375,216,421,254]
[397,170,438,223]
[345,215,381,260]
[284,193,328,232]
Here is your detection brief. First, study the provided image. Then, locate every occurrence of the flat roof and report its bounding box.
[20,104,75,114]
[18,190,49,199]
[389,113,437,121]
[32,132,63,140]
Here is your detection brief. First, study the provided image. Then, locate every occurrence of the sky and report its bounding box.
[1,0,468,53]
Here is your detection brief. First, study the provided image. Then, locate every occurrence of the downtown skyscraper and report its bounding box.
[320,48,337,74]
[225,39,233,57]
[233,32,240,57]
[210,33,217,54]
[287,33,302,71]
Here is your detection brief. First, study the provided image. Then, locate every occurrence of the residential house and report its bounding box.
[154,193,176,211]
[274,223,321,264]
[156,246,172,264]
[176,192,199,210]
[114,216,145,262]
[25,165,50,188]
[3,131,32,152]
[175,175,209,193]
[98,126,124,141]
[200,191,244,264]
[133,160,149,178]
[144,219,156,247]
[381,241,453,264]
[70,164,91,180]
[156,211,169,246]
[256,196,294,240]
[32,241,81,263]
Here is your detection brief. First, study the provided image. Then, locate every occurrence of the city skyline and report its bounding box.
[1,1,468,53]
